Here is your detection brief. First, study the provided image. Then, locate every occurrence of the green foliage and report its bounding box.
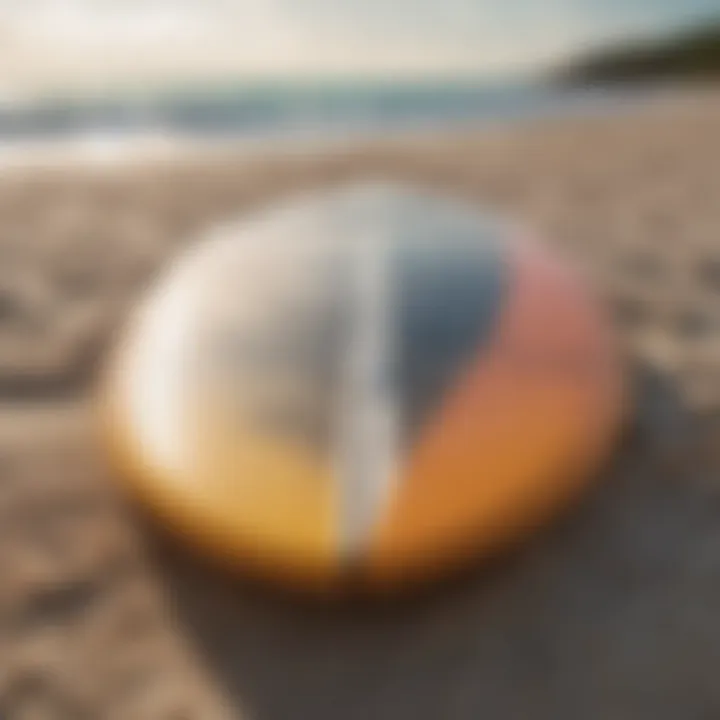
[562,22,720,83]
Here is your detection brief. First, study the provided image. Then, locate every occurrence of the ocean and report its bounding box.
[0,79,646,166]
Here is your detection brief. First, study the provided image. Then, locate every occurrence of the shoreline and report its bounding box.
[0,81,701,173]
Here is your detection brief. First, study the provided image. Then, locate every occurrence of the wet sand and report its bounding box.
[0,87,720,719]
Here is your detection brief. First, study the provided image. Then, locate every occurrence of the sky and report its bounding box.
[0,0,718,94]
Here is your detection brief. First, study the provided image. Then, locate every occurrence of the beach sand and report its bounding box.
[0,87,719,719]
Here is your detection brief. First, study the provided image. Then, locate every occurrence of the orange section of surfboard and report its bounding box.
[366,241,624,583]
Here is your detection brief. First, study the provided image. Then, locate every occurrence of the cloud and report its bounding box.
[0,0,312,90]
[0,0,715,92]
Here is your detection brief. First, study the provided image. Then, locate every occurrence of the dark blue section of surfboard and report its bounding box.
[386,191,508,444]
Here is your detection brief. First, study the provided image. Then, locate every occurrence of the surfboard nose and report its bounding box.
[100,183,626,592]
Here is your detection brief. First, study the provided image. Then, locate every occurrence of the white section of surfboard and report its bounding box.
[333,212,400,562]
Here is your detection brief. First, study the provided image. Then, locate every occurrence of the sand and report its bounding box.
[0,87,720,719]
